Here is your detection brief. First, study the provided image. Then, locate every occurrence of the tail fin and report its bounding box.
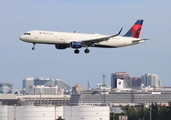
[124,19,143,38]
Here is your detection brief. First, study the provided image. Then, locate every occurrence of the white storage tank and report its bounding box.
[63,106,71,120]
[8,106,63,120]
[64,106,109,120]
[0,106,8,120]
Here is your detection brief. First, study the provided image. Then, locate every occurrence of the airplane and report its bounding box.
[19,19,148,54]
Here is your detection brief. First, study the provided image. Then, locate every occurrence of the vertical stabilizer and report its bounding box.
[124,19,143,38]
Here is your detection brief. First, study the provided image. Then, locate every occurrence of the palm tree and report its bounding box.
[56,116,65,120]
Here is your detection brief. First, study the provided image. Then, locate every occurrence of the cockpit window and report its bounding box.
[24,33,31,35]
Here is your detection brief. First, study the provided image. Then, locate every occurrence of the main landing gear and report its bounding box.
[32,43,36,50]
[74,49,79,54]
[74,48,90,54]
[84,48,90,53]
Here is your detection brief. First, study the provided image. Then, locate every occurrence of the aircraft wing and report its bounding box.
[132,38,149,42]
[82,28,123,46]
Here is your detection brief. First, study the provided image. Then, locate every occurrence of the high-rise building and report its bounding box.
[72,84,83,94]
[132,77,142,88]
[111,72,132,89]
[22,77,34,94]
[114,79,125,89]
[142,73,161,87]
[22,77,71,95]
[0,83,13,93]
[0,83,13,89]
[34,85,61,95]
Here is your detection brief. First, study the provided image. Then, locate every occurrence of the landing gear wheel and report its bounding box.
[32,47,35,50]
[74,49,79,54]
[84,49,90,53]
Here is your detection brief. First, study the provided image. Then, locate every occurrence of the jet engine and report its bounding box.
[55,44,67,49]
[70,42,82,48]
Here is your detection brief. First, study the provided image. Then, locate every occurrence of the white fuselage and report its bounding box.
[20,30,145,48]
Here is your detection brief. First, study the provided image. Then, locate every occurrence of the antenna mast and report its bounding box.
[102,73,106,86]
[87,81,91,90]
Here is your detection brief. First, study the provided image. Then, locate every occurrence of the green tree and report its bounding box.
[117,102,171,120]
[167,102,171,118]
[159,105,166,120]
[110,113,121,120]
[121,105,140,120]
[151,102,159,120]
[137,106,148,120]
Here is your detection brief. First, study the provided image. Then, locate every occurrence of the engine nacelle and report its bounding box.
[70,41,82,48]
[55,44,67,49]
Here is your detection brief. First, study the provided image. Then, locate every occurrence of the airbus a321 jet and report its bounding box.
[19,19,148,54]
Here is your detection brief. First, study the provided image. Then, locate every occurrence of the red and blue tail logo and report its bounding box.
[124,20,143,38]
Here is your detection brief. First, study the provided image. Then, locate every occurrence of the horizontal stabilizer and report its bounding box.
[132,38,149,42]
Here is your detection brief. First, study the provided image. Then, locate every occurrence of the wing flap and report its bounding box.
[82,28,123,46]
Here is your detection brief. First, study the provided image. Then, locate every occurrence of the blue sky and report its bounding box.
[0,0,171,89]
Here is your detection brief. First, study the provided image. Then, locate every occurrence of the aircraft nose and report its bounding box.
[19,35,24,41]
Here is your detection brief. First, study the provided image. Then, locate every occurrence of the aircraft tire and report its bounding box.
[32,47,35,50]
[84,49,90,53]
[74,49,79,54]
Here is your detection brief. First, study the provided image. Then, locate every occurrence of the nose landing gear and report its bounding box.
[32,43,36,50]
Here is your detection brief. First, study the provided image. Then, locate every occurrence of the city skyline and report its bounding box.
[0,72,162,91]
[1,0,171,89]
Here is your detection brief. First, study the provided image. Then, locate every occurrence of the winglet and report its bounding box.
[110,28,123,38]
[118,27,123,35]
